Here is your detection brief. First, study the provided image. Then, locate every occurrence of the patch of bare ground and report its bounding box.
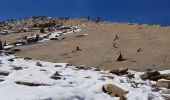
[1,19,170,71]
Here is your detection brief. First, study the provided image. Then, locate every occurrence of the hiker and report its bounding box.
[96,17,101,23]
[87,16,90,21]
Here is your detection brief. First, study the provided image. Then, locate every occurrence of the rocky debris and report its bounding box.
[13,40,27,46]
[76,34,88,38]
[8,58,14,62]
[40,28,45,33]
[116,53,126,61]
[40,69,47,71]
[103,84,127,100]
[140,70,160,80]
[0,40,3,50]
[101,76,114,79]
[157,80,170,89]
[4,51,15,54]
[0,71,10,76]
[109,68,128,75]
[114,35,119,41]
[76,46,82,51]
[15,81,50,86]
[36,62,43,66]
[54,65,62,67]
[24,57,32,60]
[50,71,62,80]
[164,96,170,100]
[11,49,21,52]
[137,48,142,53]
[0,79,5,82]
[113,43,118,48]
[12,67,23,70]
[76,65,91,70]
[50,37,60,40]
[127,72,135,79]
[66,63,72,67]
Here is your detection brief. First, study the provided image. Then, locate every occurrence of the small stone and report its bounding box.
[12,67,23,70]
[36,62,43,66]
[55,65,62,67]
[50,71,61,80]
[8,58,14,62]
[24,57,32,60]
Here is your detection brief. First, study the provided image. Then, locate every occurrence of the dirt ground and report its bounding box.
[1,21,170,71]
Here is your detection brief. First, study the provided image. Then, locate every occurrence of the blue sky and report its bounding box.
[0,0,170,25]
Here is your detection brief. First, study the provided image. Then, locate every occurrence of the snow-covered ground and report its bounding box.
[0,54,169,100]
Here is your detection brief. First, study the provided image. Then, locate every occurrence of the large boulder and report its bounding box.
[103,84,127,100]
[140,70,160,80]
[157,80,170,89]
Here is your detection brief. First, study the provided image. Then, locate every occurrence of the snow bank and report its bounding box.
[0,54,169,100]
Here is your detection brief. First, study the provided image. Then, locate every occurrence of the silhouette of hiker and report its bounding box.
[87,16,90,21]
[96,17,100,23]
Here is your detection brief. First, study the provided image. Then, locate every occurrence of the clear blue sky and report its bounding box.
[0,0,170,25]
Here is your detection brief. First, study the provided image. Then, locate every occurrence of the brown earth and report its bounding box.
[1,20,170,71]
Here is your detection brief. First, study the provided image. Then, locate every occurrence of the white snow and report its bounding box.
[0,54,169,100]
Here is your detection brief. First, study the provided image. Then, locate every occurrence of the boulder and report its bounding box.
[109,68,128,75]
[103,84,127,100]
[140,70,160,80]
[0,71,10,76]
[36,62,43,66]
[157,80,170,89]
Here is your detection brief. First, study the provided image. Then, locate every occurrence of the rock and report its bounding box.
[0,40,3,50]
[164,96,170,100]
[116,53,126,61]
[0,79,4,82]
[157,80,170,89]
[4,51,15,54]
[50,37,59,40]
[103,84,127,100]
[50,71,61,80]
[15,81,50,86]
[76,46,82,51]
[24,57,32,60]
[12,67,23,70]
[109,68,128,75]
[0,71,10,76]
[66,63,72,67]
[36,62,43,66]
[55,65,62,67]
[127,72,135,79]
[8,58,14,62]
[11,49,21,52]
[76,65,91,70]
[140,70,160,80]
[40,69,47,71]
[148,73,170,81]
